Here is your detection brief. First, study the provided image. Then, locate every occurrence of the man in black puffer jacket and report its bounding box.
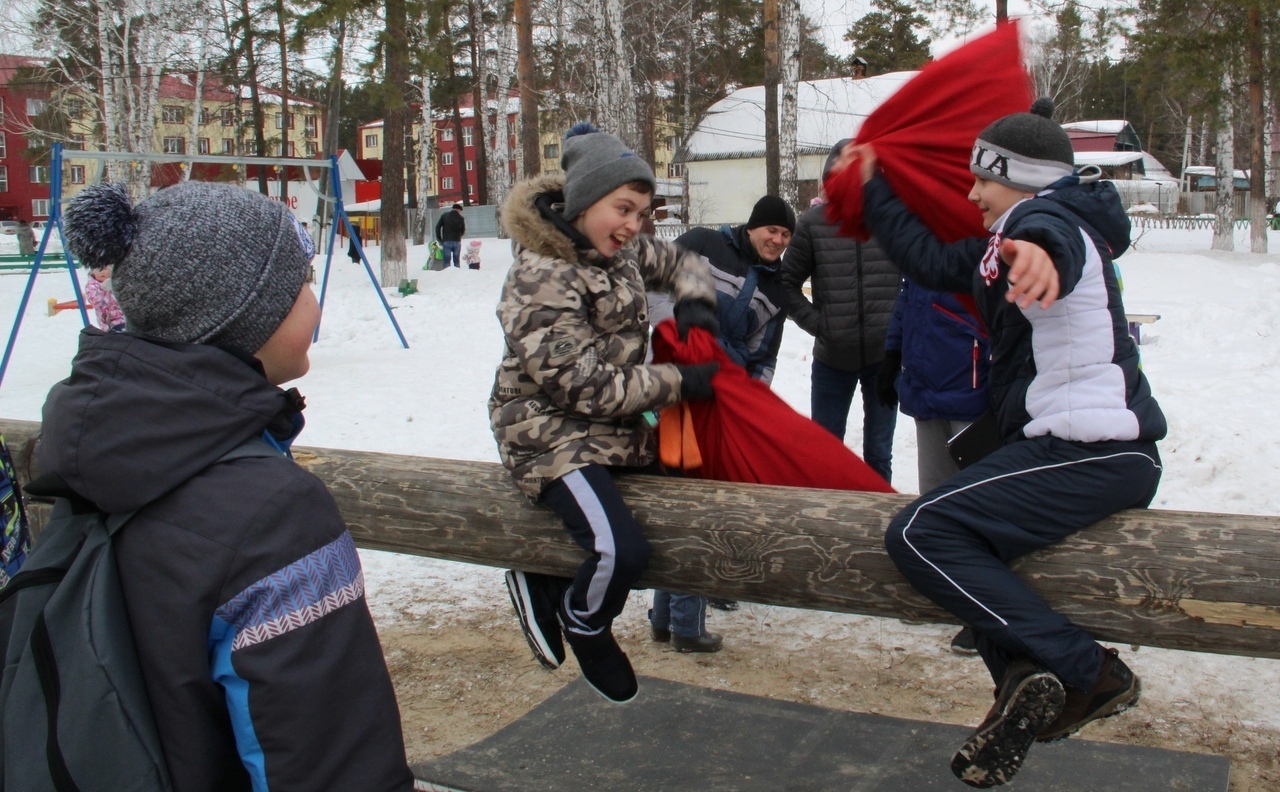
[780,139,901,483]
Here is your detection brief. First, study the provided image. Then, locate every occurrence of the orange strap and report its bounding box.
[657,404,702,471]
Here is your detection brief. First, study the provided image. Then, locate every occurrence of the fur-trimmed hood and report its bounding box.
[500,174,581,263]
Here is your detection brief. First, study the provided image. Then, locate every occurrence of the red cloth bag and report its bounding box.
[824,22,1033,244]
[652,320,894,493]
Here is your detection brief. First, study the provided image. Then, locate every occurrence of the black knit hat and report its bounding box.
[745,195,796,233]
[970,97,1076,192]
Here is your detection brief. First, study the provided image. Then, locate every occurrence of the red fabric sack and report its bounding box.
[824,22,1033,244]
[652,320,895,493]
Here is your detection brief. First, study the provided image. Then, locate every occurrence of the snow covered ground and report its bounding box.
[1,221,1277,743]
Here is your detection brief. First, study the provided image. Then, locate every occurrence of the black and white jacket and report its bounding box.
[861,175,1166,445]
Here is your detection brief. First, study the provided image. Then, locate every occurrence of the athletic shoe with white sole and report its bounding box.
[563,626,638,704]
[951,659,1066,788]
[504,570,567,670]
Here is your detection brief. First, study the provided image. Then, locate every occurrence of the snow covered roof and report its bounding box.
[681,73,917,162]
[1062,120,1129,134]
[1141,153,1174,181]
[1075,151,1144,167]
[1184,165,1249,179]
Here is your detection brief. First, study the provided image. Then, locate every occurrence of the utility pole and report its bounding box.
[763,0,779,196]
[515,0,540,177]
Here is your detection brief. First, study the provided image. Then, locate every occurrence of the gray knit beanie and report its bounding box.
[560,123,655,221]
[64,181,310,354]
[970,97,1076,192]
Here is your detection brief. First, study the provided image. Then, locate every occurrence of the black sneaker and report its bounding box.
[563,627,638,703]
[951,626,979,656]
[951,660,1066,788]
[504,570,567,670]
[1037,647,1140,743]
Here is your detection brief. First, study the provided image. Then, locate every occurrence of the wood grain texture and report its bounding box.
[4,418,1276,659]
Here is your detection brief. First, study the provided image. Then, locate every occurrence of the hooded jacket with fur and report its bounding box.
[490,175,715,498]
[35,329,413,792]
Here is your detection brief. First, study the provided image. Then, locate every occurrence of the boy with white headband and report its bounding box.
[833,98,1166,788]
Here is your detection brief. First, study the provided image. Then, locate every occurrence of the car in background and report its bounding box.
[0,221,18,235]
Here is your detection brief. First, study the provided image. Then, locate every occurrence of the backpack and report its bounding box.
[0,437,280,792]
[0,436,31,588]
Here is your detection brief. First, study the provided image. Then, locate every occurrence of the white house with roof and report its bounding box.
[678,73,916,224]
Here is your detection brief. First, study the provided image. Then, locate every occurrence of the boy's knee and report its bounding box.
[612,535,651,584]
[883,512,913,565]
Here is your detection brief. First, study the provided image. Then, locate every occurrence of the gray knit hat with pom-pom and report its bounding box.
[63,181,310,354]
[560,122,655,221]
[970,97,1077,193]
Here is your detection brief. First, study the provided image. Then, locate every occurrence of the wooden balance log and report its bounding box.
[1,417,1276,660]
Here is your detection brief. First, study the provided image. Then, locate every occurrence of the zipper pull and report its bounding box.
[972,339,979,389]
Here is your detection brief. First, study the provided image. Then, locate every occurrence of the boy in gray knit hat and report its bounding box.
[494,123,720,704]
[42,181,415,789]
[831,98,1164,787]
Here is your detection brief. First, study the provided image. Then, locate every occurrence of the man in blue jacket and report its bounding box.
[675,195,794,383]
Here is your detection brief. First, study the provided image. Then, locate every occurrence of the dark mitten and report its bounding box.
[877,351,901,408]
[674,298,720,340]
[677,362,719,401]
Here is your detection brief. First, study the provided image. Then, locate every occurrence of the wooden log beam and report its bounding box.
[3,418,1277,660]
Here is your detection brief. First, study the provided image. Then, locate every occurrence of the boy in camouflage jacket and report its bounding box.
[492,124,719,703]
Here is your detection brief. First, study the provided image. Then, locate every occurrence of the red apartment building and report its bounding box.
[356,91,518,206]
[0,55,55,223]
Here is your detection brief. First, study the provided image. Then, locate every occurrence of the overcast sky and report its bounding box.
[804,0,1043,60]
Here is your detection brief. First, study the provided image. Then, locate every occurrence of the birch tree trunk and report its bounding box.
[1211,89,1235,252]
[413,78,434,246]
[185,15,211,182]
[597,0,637,148]
[778,0,800,211]
[487,20,514,212]
[96,0,121,183]
[1247,5,1265,254]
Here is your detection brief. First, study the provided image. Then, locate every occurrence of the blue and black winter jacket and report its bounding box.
[886,279,990,423]
[675,224,788,383]
[36,330,413,792]
[863,175,1166,445]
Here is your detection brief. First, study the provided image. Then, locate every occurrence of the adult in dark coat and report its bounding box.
[780,140,901,482]
[435,203,467,268]
[347,224,363,263]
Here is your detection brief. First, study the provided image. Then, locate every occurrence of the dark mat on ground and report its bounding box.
[411,676,1229,791]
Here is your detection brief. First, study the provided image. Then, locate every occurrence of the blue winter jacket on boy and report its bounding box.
[863,175,1166,445]
[886,279,989,423]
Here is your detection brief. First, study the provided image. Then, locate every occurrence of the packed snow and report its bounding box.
[1,221,1277,738]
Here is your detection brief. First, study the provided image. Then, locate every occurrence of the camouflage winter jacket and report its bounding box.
[490,174,716,499]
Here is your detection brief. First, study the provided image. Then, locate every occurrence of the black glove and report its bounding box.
[876,351,901,408]
[677,362,719,401]
[674,298,720,341]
